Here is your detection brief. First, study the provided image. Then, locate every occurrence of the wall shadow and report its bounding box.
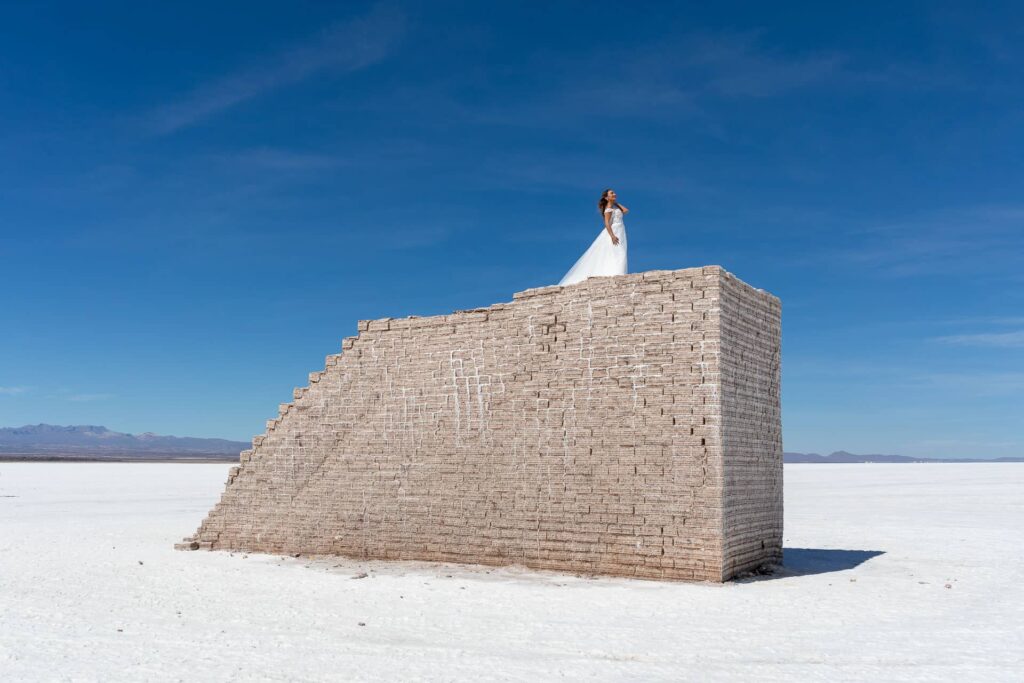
[737,547,885,582]
[782,547,885,575]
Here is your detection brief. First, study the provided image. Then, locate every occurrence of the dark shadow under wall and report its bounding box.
[737,548,885,582]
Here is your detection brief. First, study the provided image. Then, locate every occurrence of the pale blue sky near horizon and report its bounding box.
[1,1,1022,458]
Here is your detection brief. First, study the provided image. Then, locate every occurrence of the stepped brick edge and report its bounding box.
[178,266,782,582]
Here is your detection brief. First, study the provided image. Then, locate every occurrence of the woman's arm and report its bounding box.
[616,202,629,214]
[604,210,620,245]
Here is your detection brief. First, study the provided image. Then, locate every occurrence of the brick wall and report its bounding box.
[719,273,784,578]
[179,266,782,582]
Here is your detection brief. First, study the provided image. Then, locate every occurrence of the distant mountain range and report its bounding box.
[1,425,1020,463]
[784,450,1024,463]
[0,424,246,461]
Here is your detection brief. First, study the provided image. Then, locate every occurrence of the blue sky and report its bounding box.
[1,1,1022,457]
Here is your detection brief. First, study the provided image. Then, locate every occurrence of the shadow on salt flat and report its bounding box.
[738,548,885,582]
[783,547,884,577]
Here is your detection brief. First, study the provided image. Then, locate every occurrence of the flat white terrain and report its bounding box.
[1,463,1021,682]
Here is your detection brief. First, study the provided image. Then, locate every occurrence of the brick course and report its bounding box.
[178,266,782,581]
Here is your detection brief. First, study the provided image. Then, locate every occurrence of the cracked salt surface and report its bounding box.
[0,462,1021,681]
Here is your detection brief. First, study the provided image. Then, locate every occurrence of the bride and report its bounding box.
[558,188,628,286]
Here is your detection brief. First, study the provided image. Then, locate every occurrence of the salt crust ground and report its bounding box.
[1,463,1021,682]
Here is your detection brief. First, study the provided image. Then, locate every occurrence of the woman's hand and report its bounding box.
[609,233,620,245]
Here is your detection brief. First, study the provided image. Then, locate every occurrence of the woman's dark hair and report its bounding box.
[597,188,613,214]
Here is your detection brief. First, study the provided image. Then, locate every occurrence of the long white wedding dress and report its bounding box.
[558,206,628,286]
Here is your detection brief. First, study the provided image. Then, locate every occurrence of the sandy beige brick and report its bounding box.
[179,266,782,582]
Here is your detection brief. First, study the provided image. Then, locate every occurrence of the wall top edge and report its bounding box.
[355,266,778,332]
[513,265,727,301]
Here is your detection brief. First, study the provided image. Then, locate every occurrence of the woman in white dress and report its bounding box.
[558,188,629,286]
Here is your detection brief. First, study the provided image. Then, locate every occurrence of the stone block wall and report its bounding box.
[720,275,784,576]
[179,266,782,582]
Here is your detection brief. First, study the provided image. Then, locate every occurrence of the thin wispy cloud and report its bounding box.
[147,5,405,134]
[937,330,1024,348]
[915,371,1024,397]
[336,30,847,130]
[581,31,847,108]
[913,438,1023,450]
[220,147,348,171]
[0,386,28,396]
[814,204,1024,278]
[683,32,845,98]
[934,315,1024,327]
[67,393,115,402]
